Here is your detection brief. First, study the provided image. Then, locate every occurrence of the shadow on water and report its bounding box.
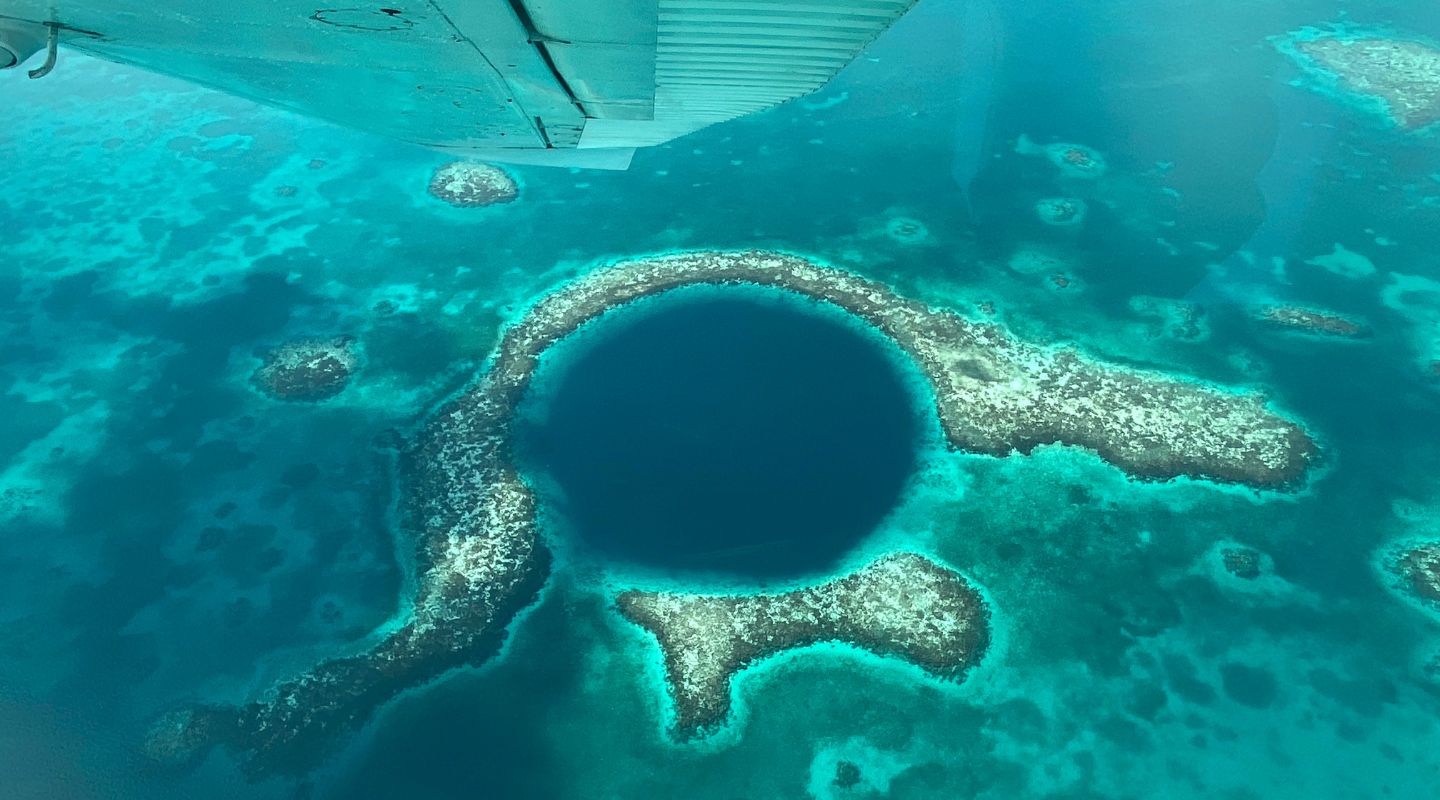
[318,592,582,800]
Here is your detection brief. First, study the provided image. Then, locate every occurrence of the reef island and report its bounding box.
[617,553,989,739]
[148,251,1317,775]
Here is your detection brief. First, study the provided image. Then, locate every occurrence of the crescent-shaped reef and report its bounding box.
[144,250,1316,776]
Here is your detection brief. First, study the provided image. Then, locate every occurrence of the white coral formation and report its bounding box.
[1289,32,1440,131]
[428,162,519,207]
[618,553,989,738]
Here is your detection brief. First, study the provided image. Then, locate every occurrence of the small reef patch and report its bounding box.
[615,552,990,740]
[1221,546,1266,580]
[1252,305,1368,339]
[427,161,519,207]
[1384,540,1440,608]
[250,336,359,402]
[1016,134,1109,179]
[1130,296,1209,342]
[1035,197,1087,227]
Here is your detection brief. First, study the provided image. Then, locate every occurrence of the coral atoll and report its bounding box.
[151,251,1317,776]
[428,161,519,207]
[251,336,359,402]
[616,553,990,739]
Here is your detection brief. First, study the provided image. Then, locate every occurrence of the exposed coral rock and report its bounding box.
[1392,541,1440,604]
[251,336,359,402]
[428,162,519,207]
[1291,33,1440,131]
[617,553,990,739]
[1255,305,1367,338]
[1221,546,1264,580]
[152,251,1316,776]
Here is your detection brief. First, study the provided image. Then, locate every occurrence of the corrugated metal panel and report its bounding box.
[3,0,917,160]
[579,0,916,149]
[524,0,658,120]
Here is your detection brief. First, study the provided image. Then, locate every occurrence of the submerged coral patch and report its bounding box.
[1305,243,1378,280]
[884,216,931,245]
[250,336,359,401]
[1389,541,1440,606]
[1129,296,1209,341]
[616,552,990,739]
[1035,197,1087,227]
[1007,246,1070,276]
[1016,134,1109,179]
[428,161,520,207]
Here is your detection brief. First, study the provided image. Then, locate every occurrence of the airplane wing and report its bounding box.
[0,0,918,167]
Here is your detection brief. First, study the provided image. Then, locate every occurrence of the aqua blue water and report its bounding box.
[2,1,1440,799]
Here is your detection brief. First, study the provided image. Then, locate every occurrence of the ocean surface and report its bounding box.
[3,1,1440,798]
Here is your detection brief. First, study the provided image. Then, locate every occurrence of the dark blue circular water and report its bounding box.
[519,293,922,578]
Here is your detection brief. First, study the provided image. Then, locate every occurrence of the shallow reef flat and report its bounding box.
[1278,27,1440,132]
[146,250,1317,776]
[617,552,989,739]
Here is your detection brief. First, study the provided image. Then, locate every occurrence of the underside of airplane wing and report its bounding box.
[0,0,918,167]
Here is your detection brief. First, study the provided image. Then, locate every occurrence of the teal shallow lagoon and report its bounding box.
[3,1,1440,799]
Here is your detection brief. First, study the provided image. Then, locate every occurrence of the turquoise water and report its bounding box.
[3,1,1440,799]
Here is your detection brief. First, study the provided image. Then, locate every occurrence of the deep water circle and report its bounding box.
[518,291,922,578]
